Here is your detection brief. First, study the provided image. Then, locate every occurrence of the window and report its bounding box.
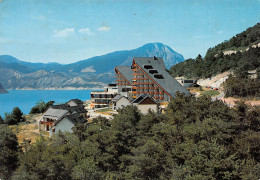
[144,65,153,69]
[154,74,164,79]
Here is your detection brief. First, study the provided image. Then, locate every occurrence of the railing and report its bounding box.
[132,78,149,80]
[117,83,130,85]
[93,102,110,104]
[41,121,54,126]
[133,82,152,85]
[133,73,144,76]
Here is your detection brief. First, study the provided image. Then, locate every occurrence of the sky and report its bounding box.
[0,0,259,64]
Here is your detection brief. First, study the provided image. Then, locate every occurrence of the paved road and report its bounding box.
[211,91,224,101]
[211,91,235,107]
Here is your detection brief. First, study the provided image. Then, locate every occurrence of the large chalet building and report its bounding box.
[115,57,189,101]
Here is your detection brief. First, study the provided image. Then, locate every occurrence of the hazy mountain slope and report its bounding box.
[0,55,63,73]
[0,42,184,89]
[0,83,8,93]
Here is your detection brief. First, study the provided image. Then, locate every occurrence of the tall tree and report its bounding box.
[0,115,4,124]
[0,124,19,179]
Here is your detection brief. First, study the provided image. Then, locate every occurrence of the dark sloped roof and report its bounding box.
[51,104,87,114]
[64,114,86,124]
[43,108,68,120]
[115,66,133,85]
[54,113,86,126]
[68,99,84,105]
[133,57,189,98]
[131,94,157,105]
[111,94,123,102]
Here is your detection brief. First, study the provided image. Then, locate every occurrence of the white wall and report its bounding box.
[137,104,158,114]
[67,101,78,106]
[115,98,130,110]
[53,117,74,135]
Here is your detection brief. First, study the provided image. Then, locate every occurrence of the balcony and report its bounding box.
[41,121,54,126]
[93,102,109,104]
[133,73,144,76]
[117,83,130,85]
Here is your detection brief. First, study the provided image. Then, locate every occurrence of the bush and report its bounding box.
[4,107,25,125]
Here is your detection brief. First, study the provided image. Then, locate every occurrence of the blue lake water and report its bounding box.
[0,90,95,116]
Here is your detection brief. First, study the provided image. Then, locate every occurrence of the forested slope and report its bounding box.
[1,94,260,179]
[170,23,260,79]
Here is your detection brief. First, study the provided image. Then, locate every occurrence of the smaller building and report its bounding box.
[38,108,68,131]
[49,113,86,137]
[175,77,197,87]
[110,95,130,111]
[131,95,159,114]
[90,84,118,109]
[38,99,88,136]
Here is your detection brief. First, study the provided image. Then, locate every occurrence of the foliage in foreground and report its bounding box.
[223,75,260,98]
[2,93,260,179]
[0,124,19,179]
[4,107,25,125]
[29,100,55,114]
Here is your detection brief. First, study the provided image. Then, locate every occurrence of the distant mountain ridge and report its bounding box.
[0,43,185,89]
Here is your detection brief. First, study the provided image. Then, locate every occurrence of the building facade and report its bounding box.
[90,84,118,109]
[115,57,189,102]
[131,95,159,114]
[110,95,131,110]
[38,99,87,133]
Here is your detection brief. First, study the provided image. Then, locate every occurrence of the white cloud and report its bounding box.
[98,25,111,32]
[54,28,75,37]
[217,30,224,34]
[78,28,93,35]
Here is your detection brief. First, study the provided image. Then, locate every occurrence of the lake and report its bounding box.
[0,90,95,116]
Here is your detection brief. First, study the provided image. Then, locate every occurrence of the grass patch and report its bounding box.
[200,90,220,97]
[96,108,111,112]
[187,87,220,97]
[9,121,49,147]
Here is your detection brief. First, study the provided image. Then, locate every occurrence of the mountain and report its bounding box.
[0,83,8,94]
[0,43,184,89]
[60,43,184,74]
[170,23,260,78]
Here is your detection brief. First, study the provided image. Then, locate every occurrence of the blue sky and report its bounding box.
[0,0,259,64]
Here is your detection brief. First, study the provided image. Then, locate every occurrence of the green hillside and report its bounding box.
[170,23,260,79]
